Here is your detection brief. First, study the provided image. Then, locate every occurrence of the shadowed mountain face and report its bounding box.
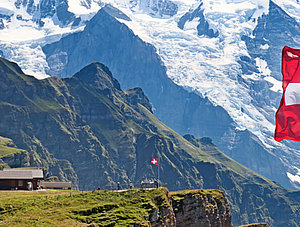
[42,6,293,190]
[0,57,299,226]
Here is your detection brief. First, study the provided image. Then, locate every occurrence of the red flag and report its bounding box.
[150,158,158,165]
[275,46,300,141]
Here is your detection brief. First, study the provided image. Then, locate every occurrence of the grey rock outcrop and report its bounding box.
[171,190,232,227]
[178,2,219,38]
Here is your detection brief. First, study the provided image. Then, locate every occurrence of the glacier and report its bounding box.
[0,0,300,189]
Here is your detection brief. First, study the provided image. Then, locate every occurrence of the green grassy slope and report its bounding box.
[0,188,173,226]
[0,136,29,169]
[0,136,27,159]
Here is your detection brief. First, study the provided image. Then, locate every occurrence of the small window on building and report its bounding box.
[18,180,23,187]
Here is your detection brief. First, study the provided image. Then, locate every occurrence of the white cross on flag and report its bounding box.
[150,158,158,165]
[275,46,300,141]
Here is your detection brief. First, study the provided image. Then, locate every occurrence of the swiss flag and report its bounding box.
[275,46,300,141]
[150,158,158,165]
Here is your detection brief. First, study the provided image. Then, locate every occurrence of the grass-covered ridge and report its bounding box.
[0,188,232,226]
[0,188,179,226]
[0,136,28,159]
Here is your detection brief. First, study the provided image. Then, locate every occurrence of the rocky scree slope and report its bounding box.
[0,57,299,226]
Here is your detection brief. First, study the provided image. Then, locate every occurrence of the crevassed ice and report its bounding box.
[287,172,300,185]
[273,0,300,23]
[118,0,275,142]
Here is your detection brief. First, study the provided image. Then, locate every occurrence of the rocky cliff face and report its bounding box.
[150,197,176,227]
[171,190,232,227]
[151,188,233,227]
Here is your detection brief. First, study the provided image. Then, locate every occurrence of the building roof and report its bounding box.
[1,168,43,179]
[0,170,33,179]
[41,181,72,188]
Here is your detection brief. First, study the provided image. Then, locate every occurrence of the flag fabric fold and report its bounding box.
[275,46,300,141]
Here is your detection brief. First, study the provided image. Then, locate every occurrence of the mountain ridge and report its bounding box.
[41,4,297,190]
